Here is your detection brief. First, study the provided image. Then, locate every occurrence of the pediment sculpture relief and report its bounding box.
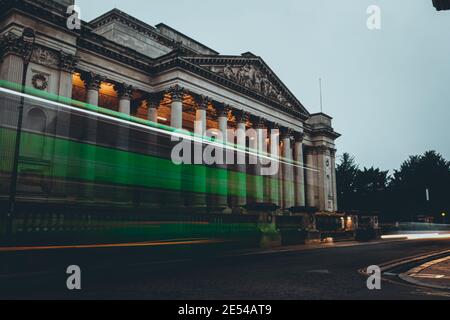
[212,64,292,108]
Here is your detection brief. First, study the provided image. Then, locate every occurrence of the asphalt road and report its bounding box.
[1,238,450,300]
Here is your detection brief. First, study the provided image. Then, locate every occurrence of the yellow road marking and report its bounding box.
[0,239,224,252]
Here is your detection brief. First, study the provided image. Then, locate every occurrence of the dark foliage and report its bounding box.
[336,151,450,221]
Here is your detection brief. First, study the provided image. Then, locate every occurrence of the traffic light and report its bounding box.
[433,0,450,10]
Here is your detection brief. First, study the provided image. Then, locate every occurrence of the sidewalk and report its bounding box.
[400,256,450,290]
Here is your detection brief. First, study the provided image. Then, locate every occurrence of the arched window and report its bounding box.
[27,108,47,133]
[24,108,47,157]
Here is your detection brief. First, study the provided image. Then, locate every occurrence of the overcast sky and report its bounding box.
[75,0,450,172]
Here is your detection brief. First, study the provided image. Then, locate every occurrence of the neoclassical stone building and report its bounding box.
[0,0,340,213]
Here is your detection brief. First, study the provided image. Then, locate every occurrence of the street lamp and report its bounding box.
[442,213,447,224]
[6,28,36,238]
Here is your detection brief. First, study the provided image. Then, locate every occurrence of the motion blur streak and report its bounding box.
[381,233,450,240]
[0,86,317,172]
[0,238,223,252]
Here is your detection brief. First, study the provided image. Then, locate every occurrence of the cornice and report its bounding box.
[0,0,86,35]
[89,9,200,56]
[303,123,341,140]
[77,35,154,72]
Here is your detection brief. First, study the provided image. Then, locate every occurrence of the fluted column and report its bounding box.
[195,96,207,136]
[82,72,104,106]
[235,110,248,208]
[146,94,160,123]
[268,123,280,206]
[112,83,133,203]
[169,85,184,129]
[115,83,133,115]
[54,52,78,197]
[80,72,105,200]
[218,105,229,145]
[191,95,208,211]
[281,128,295,209]
[294,132,306,207]
[330,148,338,212]
[166,85,185,210]
[215,103,230,210]
[58,51,78,99]
[253,117,265,203]
[305,147,317,208]
[0,33,30,85]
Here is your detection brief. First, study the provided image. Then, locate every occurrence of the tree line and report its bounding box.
[336,151,450,221]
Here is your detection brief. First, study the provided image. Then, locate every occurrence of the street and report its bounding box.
[1,238,449,300]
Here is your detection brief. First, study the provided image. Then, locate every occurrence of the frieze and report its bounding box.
[31,46,59,68]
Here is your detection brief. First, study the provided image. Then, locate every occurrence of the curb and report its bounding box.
[379,249,450,273]
[399,256,450,291]
[358,249,450,292]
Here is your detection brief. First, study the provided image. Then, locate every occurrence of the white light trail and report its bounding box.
[0,87,319,173]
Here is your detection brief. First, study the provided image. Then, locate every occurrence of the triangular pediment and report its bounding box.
[183,56,309,117]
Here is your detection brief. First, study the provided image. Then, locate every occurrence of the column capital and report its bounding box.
[234,109,250,123]
[146,92,163,109]
[251,116,267,129]
[196,95,211,111]
[114,82,133,100]
[0,32,34,61]
[167,84,185,102]
[266,121,280,130]
[330,148,337,157]
[280,127,294,140]
[294,131,305,143]
[215,103,231,117]
[59,51,78,73]
[81,71,105,91]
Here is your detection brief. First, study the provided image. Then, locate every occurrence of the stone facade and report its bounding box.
[0,0,341,212]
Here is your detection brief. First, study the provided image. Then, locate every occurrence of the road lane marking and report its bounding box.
[0,239,224,252]
[410,274,446,279]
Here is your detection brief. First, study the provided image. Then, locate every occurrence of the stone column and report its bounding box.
[195,96,207,136]
[54,52,78,197]
[58,51,78,99]
[218,105,229,145]
[305,146,333,212]
[294,132,306,207]
[115,83,133,115]
[305,147,317,209]
[79,72,105,200]
[169,85,184,129]
[0,33,32,207]
[268,123,280,206]
[235,110,248,209]
[82,72,104,106]
[165,85,185,211]
[146,94,160,123]
[191,95,208,211]
[112,83,133,203]
[0,33,28,85]
[281,128,295,209]
[330,149,338,211]
[253,117,265,204]
[316,146,329,212]
[214,103,230,210]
